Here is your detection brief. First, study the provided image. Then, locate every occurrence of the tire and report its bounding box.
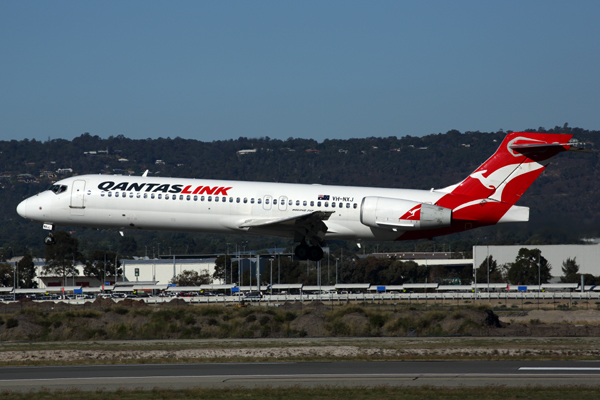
[295,244,310,260]
[308,246,324,261]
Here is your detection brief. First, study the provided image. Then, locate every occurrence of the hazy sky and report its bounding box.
[2,1,599,142]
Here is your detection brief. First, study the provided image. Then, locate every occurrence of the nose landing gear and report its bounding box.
[44,233,56,246]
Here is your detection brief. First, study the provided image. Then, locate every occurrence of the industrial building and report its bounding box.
[473,244,600,281]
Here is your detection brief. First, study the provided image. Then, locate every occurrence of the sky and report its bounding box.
[1,1,600,142]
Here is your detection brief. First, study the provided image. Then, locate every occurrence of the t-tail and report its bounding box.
[399,132,586,241]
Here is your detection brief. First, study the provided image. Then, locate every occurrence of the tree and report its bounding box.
[170,270,211,286]
[475,255,504,283]
[560,257,580,283]
[17,254,37,288]
[506,248,551,285]
[213,255,237,284]
[0,263,14,287]
[84,250,121,281]
[118,236,138,257]
[44,231,84,285]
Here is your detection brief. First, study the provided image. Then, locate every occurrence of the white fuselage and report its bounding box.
[17,174,448,242]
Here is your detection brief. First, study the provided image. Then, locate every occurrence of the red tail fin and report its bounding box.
[442,132,573,205]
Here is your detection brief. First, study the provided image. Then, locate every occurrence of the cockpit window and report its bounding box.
[50,184,68,194]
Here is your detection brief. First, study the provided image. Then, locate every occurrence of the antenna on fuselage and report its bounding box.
[142,170,149,177]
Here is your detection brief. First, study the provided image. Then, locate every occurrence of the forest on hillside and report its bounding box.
[1,124,599,261]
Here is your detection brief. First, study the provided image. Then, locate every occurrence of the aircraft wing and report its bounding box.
[239,211,334,245]
[239,211,334,228]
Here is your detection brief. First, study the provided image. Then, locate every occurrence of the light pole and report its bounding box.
[226,243,230,284]
[270,258,273,295]
[335,258,339,285]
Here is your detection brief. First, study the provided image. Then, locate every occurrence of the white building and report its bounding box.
[473,244,600,281]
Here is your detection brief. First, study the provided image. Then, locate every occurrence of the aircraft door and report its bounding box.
[263,195,272,210]
[278,196,287,211]
[70,180,86,215]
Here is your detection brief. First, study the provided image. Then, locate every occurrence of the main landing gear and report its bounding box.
[44,232,56,245]
[294,242,324,262]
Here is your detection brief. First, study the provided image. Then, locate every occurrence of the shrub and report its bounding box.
[259,315,271,325]
[133,308,152,317]
[283,311,296,322]
[368,313,387,328]
[6,318,18,329]
[80,310,102,318]
[245,314,257,323]
[451,310,463,320]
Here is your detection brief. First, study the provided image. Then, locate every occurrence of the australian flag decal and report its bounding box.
[318,194,330,200]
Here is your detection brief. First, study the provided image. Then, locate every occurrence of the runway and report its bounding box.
[1,361,599,391]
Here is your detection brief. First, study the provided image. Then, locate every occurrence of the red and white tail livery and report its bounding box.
[17,132,585,261]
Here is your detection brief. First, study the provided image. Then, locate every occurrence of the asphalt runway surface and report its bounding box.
[1,361,600,392]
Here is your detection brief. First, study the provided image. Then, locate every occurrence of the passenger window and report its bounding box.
[166,194,170,200]
[193,195,197,201]
[317,201,321,207]
[325,202,329,207]
[101,192,105,197]
[229,197,233,203]
[122,192,126,197]
[151,194,155,199]
[331,202,336,208]
[243,198,248,203]
[108,192,112,197]
[251,198,255,204]
[236,197,240,203]
[136,193,140,198]
[221,196,225,202]
[303,201,307,206]
[296,200,300,206]
[310,201,314,206]
[208,196,212,202]
[353,203,357,209]
[144,193,148,199]
[115,192,120,198]
[289,200,292,206]
[265,199,269,204]
[158,194,162,199]
[258,198,262,204]
[273,199,278,205]
[201,196,205,201]
[346,203,350,208]
[186,195,190,201]
[173,195,176,200]
[215,196,219,202]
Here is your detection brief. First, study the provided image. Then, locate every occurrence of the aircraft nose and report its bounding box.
[17,198,29,218]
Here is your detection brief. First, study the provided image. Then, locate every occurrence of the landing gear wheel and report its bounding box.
[308,246,324,262]
[294,244,310,260]
[44,234,56,246]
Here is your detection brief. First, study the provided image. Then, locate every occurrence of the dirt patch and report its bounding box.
[289,309,327,336]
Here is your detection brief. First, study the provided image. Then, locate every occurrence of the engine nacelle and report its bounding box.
[360,196,452,230]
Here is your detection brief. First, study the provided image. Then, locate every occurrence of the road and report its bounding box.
[1,361,600,391]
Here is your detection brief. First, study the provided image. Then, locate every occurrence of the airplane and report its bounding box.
[16,132,588,261]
